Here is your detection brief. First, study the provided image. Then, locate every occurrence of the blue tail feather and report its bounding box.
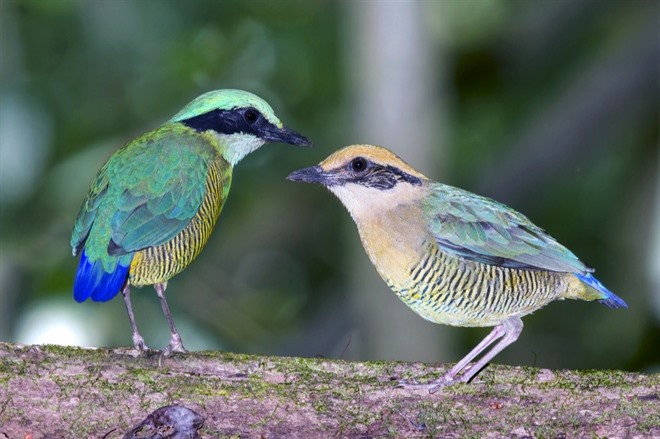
[74,250,130,303]
[575,273,627,309]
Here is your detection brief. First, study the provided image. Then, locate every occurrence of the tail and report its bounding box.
[574,273,628,309]
[74,250,130,302]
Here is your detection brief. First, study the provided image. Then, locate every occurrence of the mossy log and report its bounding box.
[0,342,657,438]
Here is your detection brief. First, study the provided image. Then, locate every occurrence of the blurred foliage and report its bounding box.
[0,0,657,372]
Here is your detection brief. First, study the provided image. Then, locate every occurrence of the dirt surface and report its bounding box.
[0,342,657,438]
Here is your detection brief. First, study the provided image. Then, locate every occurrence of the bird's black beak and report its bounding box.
[286,165,329,185]
[263,125,313,147]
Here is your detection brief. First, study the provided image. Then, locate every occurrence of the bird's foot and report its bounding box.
[396,374,460,393]
[396,378,422,388]
[162,334,187,357]
[132,334,149,352]
[162,344,186,357]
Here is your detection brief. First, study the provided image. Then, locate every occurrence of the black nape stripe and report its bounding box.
[182,108,242,133]
[357,164,422,190]
[385,165,422,186]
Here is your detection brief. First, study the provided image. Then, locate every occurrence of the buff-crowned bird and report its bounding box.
[72,89,311,355]
[287,144,626,391]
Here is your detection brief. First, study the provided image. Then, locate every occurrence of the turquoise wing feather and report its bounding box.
[423,183,591,274]
[71,163,110,256]
[103,125,214,256]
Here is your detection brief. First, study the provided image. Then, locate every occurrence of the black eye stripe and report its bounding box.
[181,107,272,136]
[339,161,422,190]
[385,165,422,186]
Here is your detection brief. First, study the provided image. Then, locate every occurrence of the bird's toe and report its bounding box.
[162,341,187,357]
[396,374,460,393]
[132,337,149,352]
[396,378,439,392]
[396,378,421,388]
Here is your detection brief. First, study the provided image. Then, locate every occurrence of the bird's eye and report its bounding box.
[243,109,259,124]
[351,157,368,173]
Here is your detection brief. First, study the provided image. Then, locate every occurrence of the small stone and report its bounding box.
[511,426,530,437]
[536,369,556,382]
[123,405,204,439]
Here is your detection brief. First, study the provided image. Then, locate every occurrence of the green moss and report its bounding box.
[0,342,657,438]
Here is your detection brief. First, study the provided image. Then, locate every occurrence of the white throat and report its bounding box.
[328,182,427,224]
[213,132,266,166]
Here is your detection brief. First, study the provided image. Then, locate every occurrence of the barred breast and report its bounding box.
[393,242,571,327]
[128,157,231,285]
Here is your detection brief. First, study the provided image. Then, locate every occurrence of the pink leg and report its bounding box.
[451,316,523,384]
[155,282,186,356]
[121,283,148,351]
[398,316,524,392]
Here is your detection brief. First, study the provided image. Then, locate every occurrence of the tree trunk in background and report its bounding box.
[343,1,450,363]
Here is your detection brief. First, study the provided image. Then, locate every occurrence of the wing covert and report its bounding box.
[106,127,219,255]
[424,184,591,274]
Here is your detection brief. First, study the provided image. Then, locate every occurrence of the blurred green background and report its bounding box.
[0,0,657,373]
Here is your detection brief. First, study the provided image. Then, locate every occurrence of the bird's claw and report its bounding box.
[396,375,457,393]
[396,378,421,388]
[132,334,149,352]
[162,336,187,357]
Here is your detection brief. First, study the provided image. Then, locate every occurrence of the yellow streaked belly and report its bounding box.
[395,248,570,327]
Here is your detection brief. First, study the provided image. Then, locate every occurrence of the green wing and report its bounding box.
[71,163,110,256]
[72,124,225,259]
[423,183,591,274]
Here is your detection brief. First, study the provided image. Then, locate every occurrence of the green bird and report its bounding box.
[72,89,311,354]
[287,144,626,391]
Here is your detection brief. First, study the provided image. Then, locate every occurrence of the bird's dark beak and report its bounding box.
[263,125,313,147]
[286,165,329,185]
